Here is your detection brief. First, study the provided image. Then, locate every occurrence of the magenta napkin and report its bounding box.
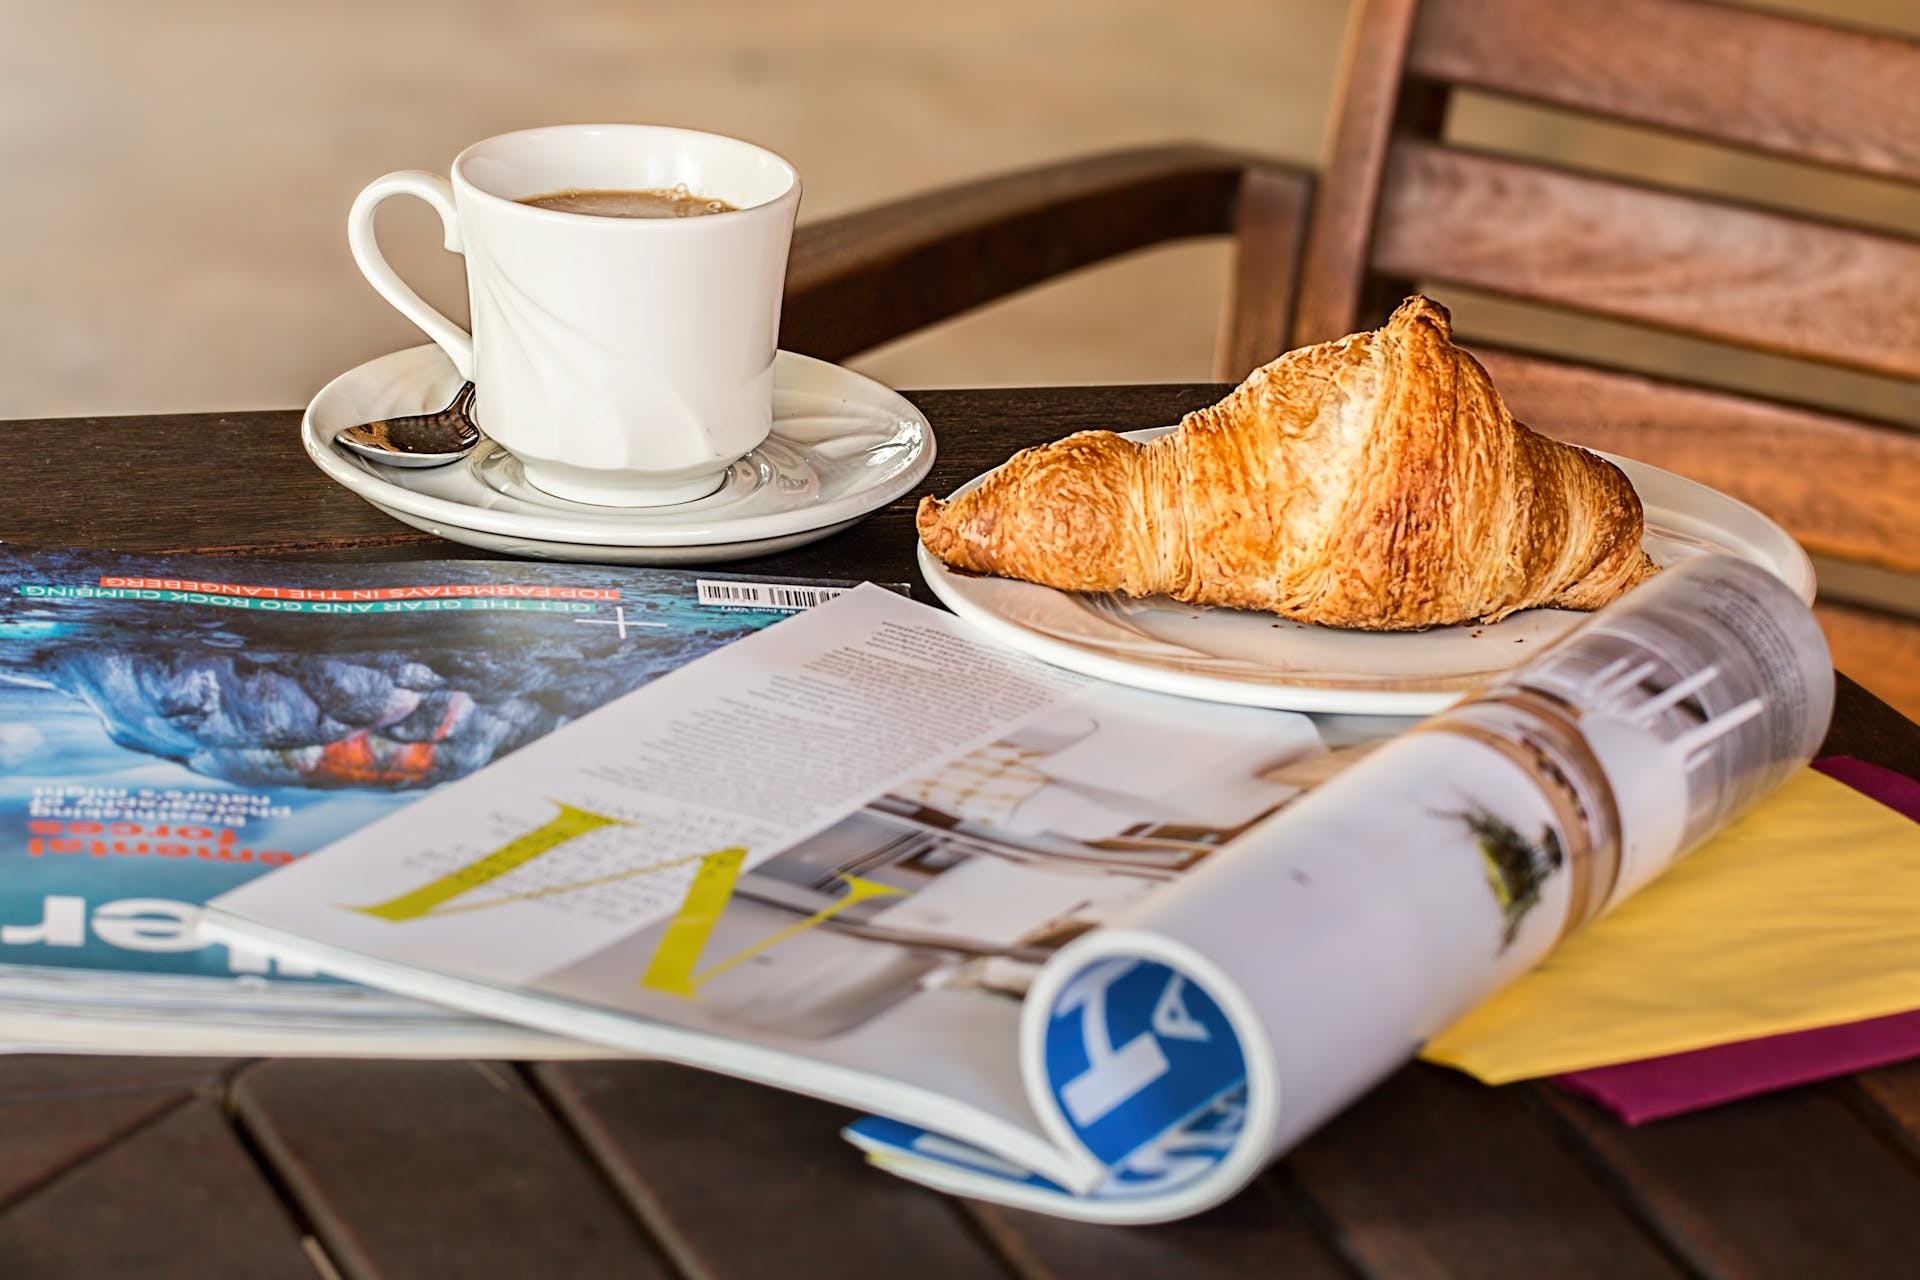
[1552,756,1920,1124]
[1813,756,1920,825]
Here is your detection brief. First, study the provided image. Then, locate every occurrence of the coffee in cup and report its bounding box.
[517,185,738,218]
[348,125,800,507]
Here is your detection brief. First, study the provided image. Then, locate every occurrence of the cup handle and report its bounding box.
[347,171,475,380]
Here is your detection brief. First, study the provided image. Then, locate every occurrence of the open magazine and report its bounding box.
[0,547,870,1054]
[203,556,1831,1222]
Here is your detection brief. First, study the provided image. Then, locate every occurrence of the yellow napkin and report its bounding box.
[1421,769,1920,1083]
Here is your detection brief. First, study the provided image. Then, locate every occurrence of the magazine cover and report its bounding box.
[0,548,856,1000]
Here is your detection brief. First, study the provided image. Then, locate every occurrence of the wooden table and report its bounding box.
[4,385,1919,1279]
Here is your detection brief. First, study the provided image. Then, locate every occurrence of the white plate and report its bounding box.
[919,428,1816,716]
[304,345,934,563]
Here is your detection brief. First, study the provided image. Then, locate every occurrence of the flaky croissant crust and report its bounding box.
[917,296,1656,630]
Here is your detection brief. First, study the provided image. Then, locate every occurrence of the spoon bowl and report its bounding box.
[336,382,481,467]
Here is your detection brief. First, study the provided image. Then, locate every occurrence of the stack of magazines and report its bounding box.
[2,546,1832,1222]
[0,549,857,1054]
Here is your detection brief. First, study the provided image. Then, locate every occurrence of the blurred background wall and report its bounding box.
[0,0,1343,416]
[2,0,1913,413]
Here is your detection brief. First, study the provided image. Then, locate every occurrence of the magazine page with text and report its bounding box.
[203,584,1334,1182]
[205,557,1831,1220]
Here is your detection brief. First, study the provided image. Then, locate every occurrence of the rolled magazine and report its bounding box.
[205,556,1832,1222]
[869,556,1832,1217]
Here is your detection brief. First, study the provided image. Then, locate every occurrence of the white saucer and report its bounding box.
[920,429,1817,716]
[304,345,935,564]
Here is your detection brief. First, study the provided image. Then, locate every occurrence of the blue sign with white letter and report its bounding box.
[1042,957,1246,1174]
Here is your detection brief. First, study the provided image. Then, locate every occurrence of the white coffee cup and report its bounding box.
[348,124,801,507]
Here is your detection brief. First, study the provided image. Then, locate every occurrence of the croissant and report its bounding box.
[917,296,1657,631]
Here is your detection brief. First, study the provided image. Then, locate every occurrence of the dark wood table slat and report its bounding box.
[231,1059,673,1280]
[0,1057,236,1210]
[0,1095,314,1279]
[1814,680,1920,772]
[1282,1065,1688,1279]
[534,1060,1016,1280]
[1,412,428,553]
[966,1182,1355,1280]
[1846,1059,1920,1171]
[0,1053,236,1101]
[1541,1082,1920,1279]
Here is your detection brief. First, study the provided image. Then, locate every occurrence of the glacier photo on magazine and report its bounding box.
[0,547,846,984]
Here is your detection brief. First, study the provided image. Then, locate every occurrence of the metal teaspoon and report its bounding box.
[336,382,481,467]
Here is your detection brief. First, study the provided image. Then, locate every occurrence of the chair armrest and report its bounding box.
[781,145,1314,363]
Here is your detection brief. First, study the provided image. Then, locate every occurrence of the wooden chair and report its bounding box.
[779,0,1920,717]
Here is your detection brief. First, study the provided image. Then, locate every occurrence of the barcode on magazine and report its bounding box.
[696,580,851,612]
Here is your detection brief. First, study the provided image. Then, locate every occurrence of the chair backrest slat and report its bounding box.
[1474,348,1920,577]
[1409,0,1920,184]
[1373,139,1920,380]
[1293,0,1432,348]
[1813,602,1920,723]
